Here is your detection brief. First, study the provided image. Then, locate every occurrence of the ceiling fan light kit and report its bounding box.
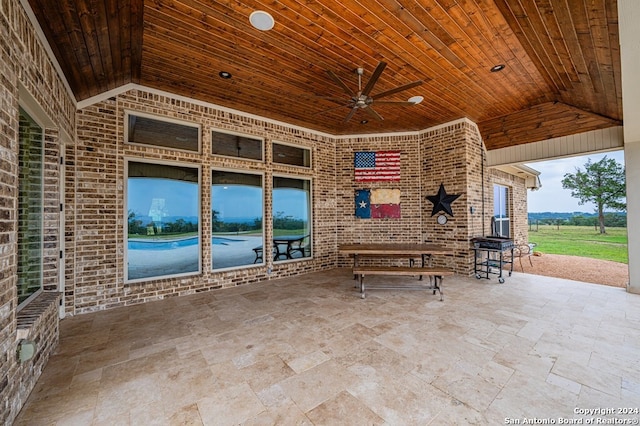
[319,61,423,123]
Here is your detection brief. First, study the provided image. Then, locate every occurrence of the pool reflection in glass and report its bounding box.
[211,170,264,269]
[126,161,200,281]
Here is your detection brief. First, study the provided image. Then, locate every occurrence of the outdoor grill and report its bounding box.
[471,236,515,283]
[471,236,515,251]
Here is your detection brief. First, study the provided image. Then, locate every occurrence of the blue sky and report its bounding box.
[525,149,625,213]
[273,188,308,219]
[212,186,308,219]
[129,178,198,217]
[212,185,263,219]
[129,180,308,221]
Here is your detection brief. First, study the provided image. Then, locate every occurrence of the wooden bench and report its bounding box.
[352,266,454,300]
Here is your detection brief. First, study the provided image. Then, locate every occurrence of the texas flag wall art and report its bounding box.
[355,189,401,219]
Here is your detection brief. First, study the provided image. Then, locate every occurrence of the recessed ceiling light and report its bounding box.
[408,95,424,104]
[490,64,506,72]
[250,11,275,31]
[219,71,232,79]
[360,120,368,124]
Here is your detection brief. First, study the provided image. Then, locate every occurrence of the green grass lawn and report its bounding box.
[128,231,198,240]
[527,225,628,264]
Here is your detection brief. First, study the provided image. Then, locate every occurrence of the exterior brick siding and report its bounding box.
[1,0,73,423]
[64,92,529,313]
[1,0,530,423]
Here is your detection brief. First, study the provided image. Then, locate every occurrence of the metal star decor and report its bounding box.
[426,183,461,216]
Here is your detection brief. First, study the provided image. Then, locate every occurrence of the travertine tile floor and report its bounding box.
[15,268,640,425]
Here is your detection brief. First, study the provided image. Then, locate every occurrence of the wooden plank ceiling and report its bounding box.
[26,0,622,149]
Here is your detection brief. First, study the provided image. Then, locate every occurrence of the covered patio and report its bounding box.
[15,269,640,424]
[3,0,640,424]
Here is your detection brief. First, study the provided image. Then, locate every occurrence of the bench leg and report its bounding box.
[359,274,366,299]
[433,276,443,301]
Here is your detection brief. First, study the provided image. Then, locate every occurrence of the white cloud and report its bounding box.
[525,150,625,213]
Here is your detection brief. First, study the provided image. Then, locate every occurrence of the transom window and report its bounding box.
[272,142,311,168]
[211,130,263,161]
[126,112,200,152]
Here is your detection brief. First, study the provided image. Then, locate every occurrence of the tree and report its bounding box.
[561,156,626,234]
[127,210,145,235]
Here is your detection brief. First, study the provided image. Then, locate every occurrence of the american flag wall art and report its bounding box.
[354,151,401,182]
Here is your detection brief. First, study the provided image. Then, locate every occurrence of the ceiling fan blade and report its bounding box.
[343,107,358,123]
[326,70,355,97]
[374,100,418,105]
[374,80,423,99]
[361,62,387,96]
[365,106,384,121]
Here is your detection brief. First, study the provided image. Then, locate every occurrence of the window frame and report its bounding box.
[17,106,45,310]
[272,141,312,169]
[124,157,202,283]
[272,173,313,263]
[124,110,202,154]
[210,167,265,271]
[211,128,264,162]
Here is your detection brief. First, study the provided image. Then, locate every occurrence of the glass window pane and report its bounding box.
[127,113,200,152]
[212,130,263,160]
[18,107,43,306]
[493,184,510,237]
[493,185,509,219]
[211,171,264,269]
[502,187,509,218]
[127,161,200,281]
[273,142,311,167]
[273,177,311,261]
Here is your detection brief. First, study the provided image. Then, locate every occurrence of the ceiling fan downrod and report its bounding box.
[354,67,370,108]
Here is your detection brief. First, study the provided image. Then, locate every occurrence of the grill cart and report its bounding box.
[471,237,515,283]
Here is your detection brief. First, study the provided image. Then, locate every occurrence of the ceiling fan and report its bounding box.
[317,61,423,123]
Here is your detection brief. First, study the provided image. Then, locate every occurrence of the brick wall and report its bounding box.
[1,0,74,423]
[2,0,531,421]
[335,120,507,275]
[65,90,338,314]
[337,133,423,248]
[421,121,481,273]
[67,93,533,312]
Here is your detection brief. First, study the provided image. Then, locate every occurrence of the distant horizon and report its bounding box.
[526,150,625,213]
[527,210,626,215]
